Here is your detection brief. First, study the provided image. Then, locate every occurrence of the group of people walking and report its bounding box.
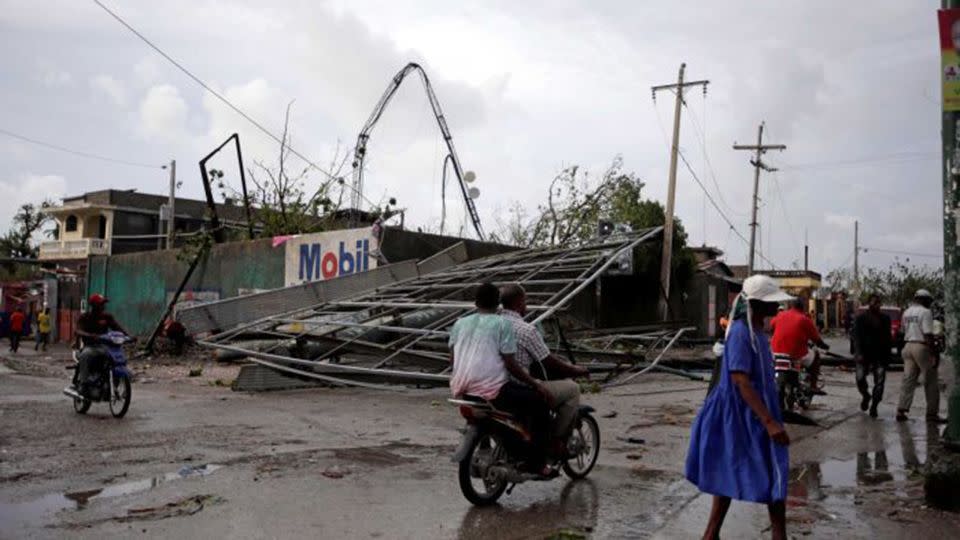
[686,276,946,539]
[6,305,53,353]
[852,289,945,423]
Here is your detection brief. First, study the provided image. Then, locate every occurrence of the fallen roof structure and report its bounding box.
[196,227,665,390]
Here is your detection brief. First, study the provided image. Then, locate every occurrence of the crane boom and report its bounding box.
[351,62,484,239]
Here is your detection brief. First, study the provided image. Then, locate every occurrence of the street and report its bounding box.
[2,348,959,539]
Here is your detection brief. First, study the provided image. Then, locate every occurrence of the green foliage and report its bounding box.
[491,156,695,287]
[827,260,943,307]
[0,202,52,280]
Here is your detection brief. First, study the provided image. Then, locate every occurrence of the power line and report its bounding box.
[770,172,802,254]
[859,246,943,259]
[0,127,160,169]
[91,0,378,210]
[681,100,745,217]
[677,147,778,269]
[779,152,938,172]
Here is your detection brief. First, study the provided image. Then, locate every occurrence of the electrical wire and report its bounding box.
[0,127,160,169]
[779,152,938,172]
[677,148,778,269]
[91,0,378,210]
[681,101,744,216]
[859,247,943,259]
[771,172,803,256]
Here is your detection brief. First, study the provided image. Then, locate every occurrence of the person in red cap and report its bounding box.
[72,294,130,395]
[8,305,25,353]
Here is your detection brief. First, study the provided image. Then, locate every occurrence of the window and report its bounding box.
[65,215,78,232]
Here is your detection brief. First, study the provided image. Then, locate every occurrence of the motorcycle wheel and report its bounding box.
[73,395,91,414]
[563,414,600,479]
[109,374,132,418]
[458,431,507,506]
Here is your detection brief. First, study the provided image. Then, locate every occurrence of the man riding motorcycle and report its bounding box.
[770,298,830,394]
[72,294,131,396]
[499,284,589,456]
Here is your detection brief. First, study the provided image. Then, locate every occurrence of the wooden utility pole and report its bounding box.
[166,159,176,249]
[733,122,785,275]
[652,63,709,320]
[853,220,860,298]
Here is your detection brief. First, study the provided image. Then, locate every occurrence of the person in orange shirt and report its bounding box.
[8,305,25,353]
[770,298,830,393]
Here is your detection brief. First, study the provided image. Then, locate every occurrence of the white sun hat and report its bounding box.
[742,274,794,303]
[915,289,933,299]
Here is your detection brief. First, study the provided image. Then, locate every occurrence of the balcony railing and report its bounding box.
[39,238,110,260]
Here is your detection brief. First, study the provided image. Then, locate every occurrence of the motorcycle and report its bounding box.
[62,331,133,418]
[774,348,822,411]
[449,395,601,506]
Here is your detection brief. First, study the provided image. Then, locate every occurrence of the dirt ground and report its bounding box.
[1,341,959,539]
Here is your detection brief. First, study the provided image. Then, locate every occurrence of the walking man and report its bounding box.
[8,306,25,353]
[896,290,945,423]
[34,307,52,352]
[852,294,892,418]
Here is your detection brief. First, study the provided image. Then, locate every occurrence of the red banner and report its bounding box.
[939,9,960,111]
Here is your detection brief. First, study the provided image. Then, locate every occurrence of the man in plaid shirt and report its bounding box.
[500,284,589,441]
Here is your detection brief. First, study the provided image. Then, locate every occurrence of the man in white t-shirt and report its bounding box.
[896,289,945,423]
[448,282,556,474]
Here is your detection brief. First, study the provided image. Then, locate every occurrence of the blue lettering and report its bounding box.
[299,243,322,281]
[363,239,369,271]
[338,241,355,275]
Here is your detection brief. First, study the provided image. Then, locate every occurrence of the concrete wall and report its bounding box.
[88,238,284,336]
[87,229,517,336]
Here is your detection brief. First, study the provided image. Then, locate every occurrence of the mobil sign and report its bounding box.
[283,228,378,286]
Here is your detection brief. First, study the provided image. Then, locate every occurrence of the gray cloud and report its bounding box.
[0,0,945,274]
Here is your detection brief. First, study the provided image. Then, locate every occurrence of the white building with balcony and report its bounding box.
[40,189,249,262]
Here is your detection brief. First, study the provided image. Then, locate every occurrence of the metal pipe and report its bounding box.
[201,341,450,382]
[604,326,695,387]
[533,226,663,325]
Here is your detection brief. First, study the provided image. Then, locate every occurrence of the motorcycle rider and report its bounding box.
[499,284,589,453]
[770,297,830,394]
[72,294,131,396]
[448,283,555,476]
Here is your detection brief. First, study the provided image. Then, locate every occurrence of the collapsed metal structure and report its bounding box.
[197,227,667,390]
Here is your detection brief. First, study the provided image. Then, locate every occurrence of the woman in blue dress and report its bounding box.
[685,275,793,540]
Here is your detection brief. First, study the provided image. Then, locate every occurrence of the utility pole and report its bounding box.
[804,229,809,272]
[853,220,860,299]
[166,159,176,250]
[733,122,785,275]
[652,63,709,321]
[940,1,960,449]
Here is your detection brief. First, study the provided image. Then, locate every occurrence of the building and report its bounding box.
[686,247,742,338]
[39,189,249,262]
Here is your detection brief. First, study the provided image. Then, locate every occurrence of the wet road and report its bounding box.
[1,355,959,539]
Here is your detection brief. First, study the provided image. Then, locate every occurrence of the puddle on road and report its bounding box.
[0,464,222,534]
[786,420,935,532]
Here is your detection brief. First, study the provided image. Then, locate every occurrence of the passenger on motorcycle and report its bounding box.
[499,284,589,452]
[72,294,131,396]
[448,283,555,476]
[770,298,830,394]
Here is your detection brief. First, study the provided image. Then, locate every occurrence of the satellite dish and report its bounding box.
[468,187,480,199]
[463,171,476,183]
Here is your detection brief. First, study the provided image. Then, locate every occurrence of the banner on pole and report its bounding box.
[939,9,960,111]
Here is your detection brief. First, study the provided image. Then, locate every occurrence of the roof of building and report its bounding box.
[59,189,248,222]
[726,265,822,282]
[690,246,724,263]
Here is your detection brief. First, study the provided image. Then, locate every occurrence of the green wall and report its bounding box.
[88,238,285,336]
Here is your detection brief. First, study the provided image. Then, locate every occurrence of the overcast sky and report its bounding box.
[0,0,945,273]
